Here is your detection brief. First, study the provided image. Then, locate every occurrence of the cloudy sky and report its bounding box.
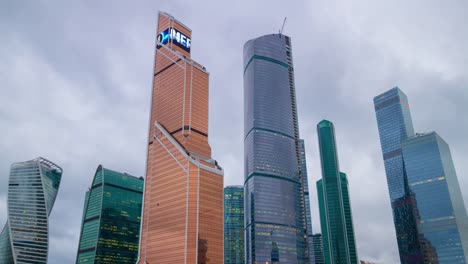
[1,0,467,263]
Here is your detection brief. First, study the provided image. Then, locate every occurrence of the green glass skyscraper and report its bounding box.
[316,120,358,264]
[224,186,245,264]
[76,165,143,264]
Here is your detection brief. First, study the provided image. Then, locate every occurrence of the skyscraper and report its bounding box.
[374,87,468,263]
[244,33,308,263]
[316,120,358,264]
[300,139,316,264]
[403,132,468,262]
[137,12,224,264]
[312,234,325,264]
[373,87,420,262]
[0,157,62,264]
[224,186,244,264]
[76,165,143,263]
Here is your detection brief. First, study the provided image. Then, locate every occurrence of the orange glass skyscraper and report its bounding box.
[137,12,224,264]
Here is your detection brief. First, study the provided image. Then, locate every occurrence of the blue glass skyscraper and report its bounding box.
[374,87,420,263]
[374,87,468,263]
[244,33,308,263]
[402,132,468,263]
[374,88,415,202]
[312,234,324,264]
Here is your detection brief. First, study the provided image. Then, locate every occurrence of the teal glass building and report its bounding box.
[374,87,468,263]
[75,165,143,264]
[243,33,309,263]
[0,157,62,264]
[224,186,245,264]
[316,120,358,264]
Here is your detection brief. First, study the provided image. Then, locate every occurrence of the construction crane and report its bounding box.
[279,17,287,35]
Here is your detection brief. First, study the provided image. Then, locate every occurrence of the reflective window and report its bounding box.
[224,186,245,264]
[0,158,62,264]
[244,34,308,264]
[76,166,143,264]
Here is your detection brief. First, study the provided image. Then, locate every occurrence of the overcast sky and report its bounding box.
[1,0,467,263]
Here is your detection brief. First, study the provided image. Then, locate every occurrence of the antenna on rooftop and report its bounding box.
[279,17,287,35]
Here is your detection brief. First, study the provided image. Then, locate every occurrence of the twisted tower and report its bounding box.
[0,157,62,264]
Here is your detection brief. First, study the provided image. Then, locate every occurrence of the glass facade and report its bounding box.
[402,132,468,263]
[316,120,358,264]
[0,157,62,264]
[76,165,143,264]
[224,186,245,264]
[374,87,468,263]
[0,225,14,263]
[300,139,316,264]
[244,33,308,264]
[340,172,358,263]
[373,87,422,263]
[312,234,324,264]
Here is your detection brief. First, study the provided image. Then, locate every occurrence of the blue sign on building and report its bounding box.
[157,27,191,52]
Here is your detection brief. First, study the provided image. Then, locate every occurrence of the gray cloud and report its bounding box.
[1,0,467,263]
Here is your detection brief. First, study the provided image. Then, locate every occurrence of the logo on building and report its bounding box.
[157,27,191,52]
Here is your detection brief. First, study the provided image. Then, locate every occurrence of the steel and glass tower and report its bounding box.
[0,157,62,264]
[312,234,325,264]
[403,132,468,263]
[244,33,308,263]
[373,87,420,262]
[75,165,143,263]
[224,186,244,264]
[300,139,316,264]
[374,87,468,263]
[137,12,224,264]
[316,120,358,264]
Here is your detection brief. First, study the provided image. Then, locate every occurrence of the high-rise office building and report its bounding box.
[316,120,358,264]
[137,12,224,264]
[224,186,244,264]
[340,172,357,261]
[300,139,316,264]
[75,165,143,263]
[244,33,308,263]
[373,87,420,262]
[0,157,62,264]
[402,133,468,262]
[313,234,325,264]
[374,87,468,263]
